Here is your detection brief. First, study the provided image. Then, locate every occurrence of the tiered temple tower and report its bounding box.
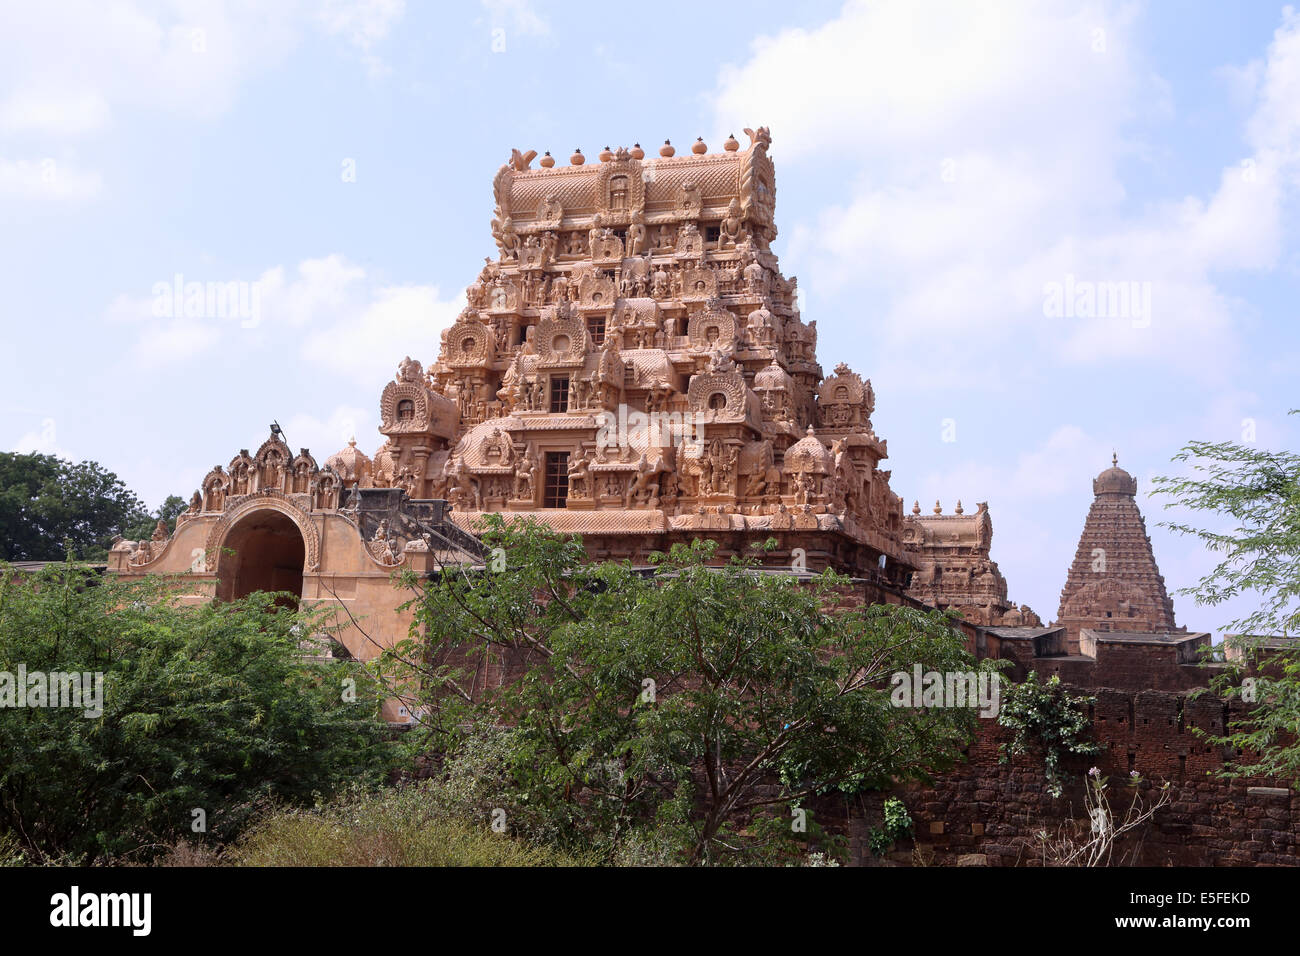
[1054,455,1179,652]
[903,499,1040,627]
[350,130,914,581]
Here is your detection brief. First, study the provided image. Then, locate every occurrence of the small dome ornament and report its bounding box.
[724,133,740,152]
[325,437,373,484]
[570,148,585,166]
[692,137,707,154]
[934,500,942,514]
[1093,452,1138,497]
[539,151,554,168]
[599,145,614,163]
[630,143,645,160]
[955,499,964,515]
[660,139,675,157]
[912,500,921,515]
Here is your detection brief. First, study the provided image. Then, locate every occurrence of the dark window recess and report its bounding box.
[397,399,415,421]
[704,225,721,244]
[550,375,570,413]
[586,314,605,345]
[544,452,570,508]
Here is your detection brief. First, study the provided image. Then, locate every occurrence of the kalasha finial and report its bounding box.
[724,133,740,152]
[692,137,707,154]
[660,139,675,157]
[1112,451,1118,467]
[955,499,964,514]
[934,500,942,514]
[631,142,645,160]
[912,500,921,515]
[540,151,555,168]
[570,148,585,166]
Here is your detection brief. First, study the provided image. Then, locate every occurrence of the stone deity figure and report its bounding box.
[624,454,660,509]
[566,452,590,499]
[515,450,536,500]
[719,199,745,249]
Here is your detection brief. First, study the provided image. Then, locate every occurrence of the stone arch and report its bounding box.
[211,505,312,604]
[206,492,321,584]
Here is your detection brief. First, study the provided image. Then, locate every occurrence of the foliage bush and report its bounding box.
[867,796,913,855]
[0,559,393,863]
[229,784,591,867]
[997,671,1101,797]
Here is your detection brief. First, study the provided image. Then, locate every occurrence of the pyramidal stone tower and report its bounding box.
[1054,455,1179,652]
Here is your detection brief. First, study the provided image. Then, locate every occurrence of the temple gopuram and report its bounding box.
[418,129,914,579]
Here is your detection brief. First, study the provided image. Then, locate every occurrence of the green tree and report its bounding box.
[124,494,190,542]
[0,452,155,561]
[375,516,998,865]
[0,560,392,863]
[1152,418,1300,782]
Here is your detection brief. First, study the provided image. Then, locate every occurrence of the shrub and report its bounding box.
[0,560,393,862]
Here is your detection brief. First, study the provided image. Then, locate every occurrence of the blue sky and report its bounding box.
[2,0,1298,635]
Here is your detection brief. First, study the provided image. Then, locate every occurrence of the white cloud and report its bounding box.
[0,89,111,135]
[104,254,461,379]
[281,403,379,461]
[301,282,464,386]
[0,0,408,139]
[712,0,1300,385]
[258,255,368,328]
[11,417,67,458]
[316,0,406,77]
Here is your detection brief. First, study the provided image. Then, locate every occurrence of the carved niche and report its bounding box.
[444,317,495,369]
[687,304,738,352]
[289,451,318,494]
[681,268,718,300]
[485,276,520,312]
[201,466,230,512]
[536,311,588,367]
[228,450,257,496]
[591,231,624,262]
[816,362,875,428]
[687,369,747,423]
[254,434,293,491]
[579,271,617,309]
[537,193,563,227]
[596,156,645,227]
[675,222,704,260]
[675,180,703,220]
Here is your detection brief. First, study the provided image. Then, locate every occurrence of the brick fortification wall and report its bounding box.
[809,581,1298,867]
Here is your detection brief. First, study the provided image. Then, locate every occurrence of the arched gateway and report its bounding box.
[214,508,307,603]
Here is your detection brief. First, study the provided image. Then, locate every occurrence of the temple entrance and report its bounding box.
[215,509,306,605]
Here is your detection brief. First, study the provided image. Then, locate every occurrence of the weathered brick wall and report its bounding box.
[830,688,1299,867]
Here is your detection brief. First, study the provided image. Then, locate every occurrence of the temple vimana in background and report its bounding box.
[108,127,1192,688]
